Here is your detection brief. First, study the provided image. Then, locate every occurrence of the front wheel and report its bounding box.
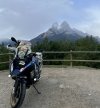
[10,81,26,108]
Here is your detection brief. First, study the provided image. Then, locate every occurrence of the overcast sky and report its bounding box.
[0,0,100,40]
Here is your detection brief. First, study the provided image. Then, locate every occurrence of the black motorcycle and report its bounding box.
[8,37,42,108]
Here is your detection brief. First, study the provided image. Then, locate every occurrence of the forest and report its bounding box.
[1,35,100,70]
[32,36,100,68]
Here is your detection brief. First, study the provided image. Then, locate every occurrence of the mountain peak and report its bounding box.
[59,21,72,32]
[51,21,71,30]
[31,21,88,44]
[60,21,70,28]
[52,22,59,30]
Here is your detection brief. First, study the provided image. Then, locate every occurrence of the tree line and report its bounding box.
[0,35,100,70]
[0,44,9,70]
[32,36,100,68]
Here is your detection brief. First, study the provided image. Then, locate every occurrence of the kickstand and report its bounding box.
[33,84,41,94]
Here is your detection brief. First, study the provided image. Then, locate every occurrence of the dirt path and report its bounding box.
[0,67,100,108]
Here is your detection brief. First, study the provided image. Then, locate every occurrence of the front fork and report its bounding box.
[13,78,26,96]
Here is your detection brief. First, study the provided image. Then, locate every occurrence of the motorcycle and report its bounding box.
[7,37,42,108]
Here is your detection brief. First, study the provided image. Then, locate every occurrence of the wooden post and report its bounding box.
[70,50,73,67]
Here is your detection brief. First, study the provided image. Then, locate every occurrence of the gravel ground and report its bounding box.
[0,67,100,108]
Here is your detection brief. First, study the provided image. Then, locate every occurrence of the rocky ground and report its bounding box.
[0,67,100,108]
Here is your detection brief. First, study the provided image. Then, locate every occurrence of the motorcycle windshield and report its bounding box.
[17,41,32,59]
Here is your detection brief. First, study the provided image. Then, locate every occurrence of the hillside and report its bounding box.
[31,21,88,44]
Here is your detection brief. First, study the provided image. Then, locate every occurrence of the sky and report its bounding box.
[0,0,100,40]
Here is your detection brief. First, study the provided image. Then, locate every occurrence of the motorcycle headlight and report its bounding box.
[18,51,25,59]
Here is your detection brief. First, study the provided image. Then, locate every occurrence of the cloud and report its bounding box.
[85,7,100,22]
[0,8,5,13]
[0,0,74,40]
[0,27,14,36]
[74,6,100,36]
[2,0,100,40]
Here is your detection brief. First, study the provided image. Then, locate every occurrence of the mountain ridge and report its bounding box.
[30,21,88,44]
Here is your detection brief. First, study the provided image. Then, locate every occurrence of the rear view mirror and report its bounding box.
[8,44,12,47]
[11,37,17,43]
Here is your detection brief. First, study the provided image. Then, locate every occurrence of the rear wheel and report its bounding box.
[10,81,26,108]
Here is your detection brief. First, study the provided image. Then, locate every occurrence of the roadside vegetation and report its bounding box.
[1,35,100,70]
[0,44,9,70]
[33,36,100,68]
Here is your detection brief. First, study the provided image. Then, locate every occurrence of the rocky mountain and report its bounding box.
[31,21,88,44]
